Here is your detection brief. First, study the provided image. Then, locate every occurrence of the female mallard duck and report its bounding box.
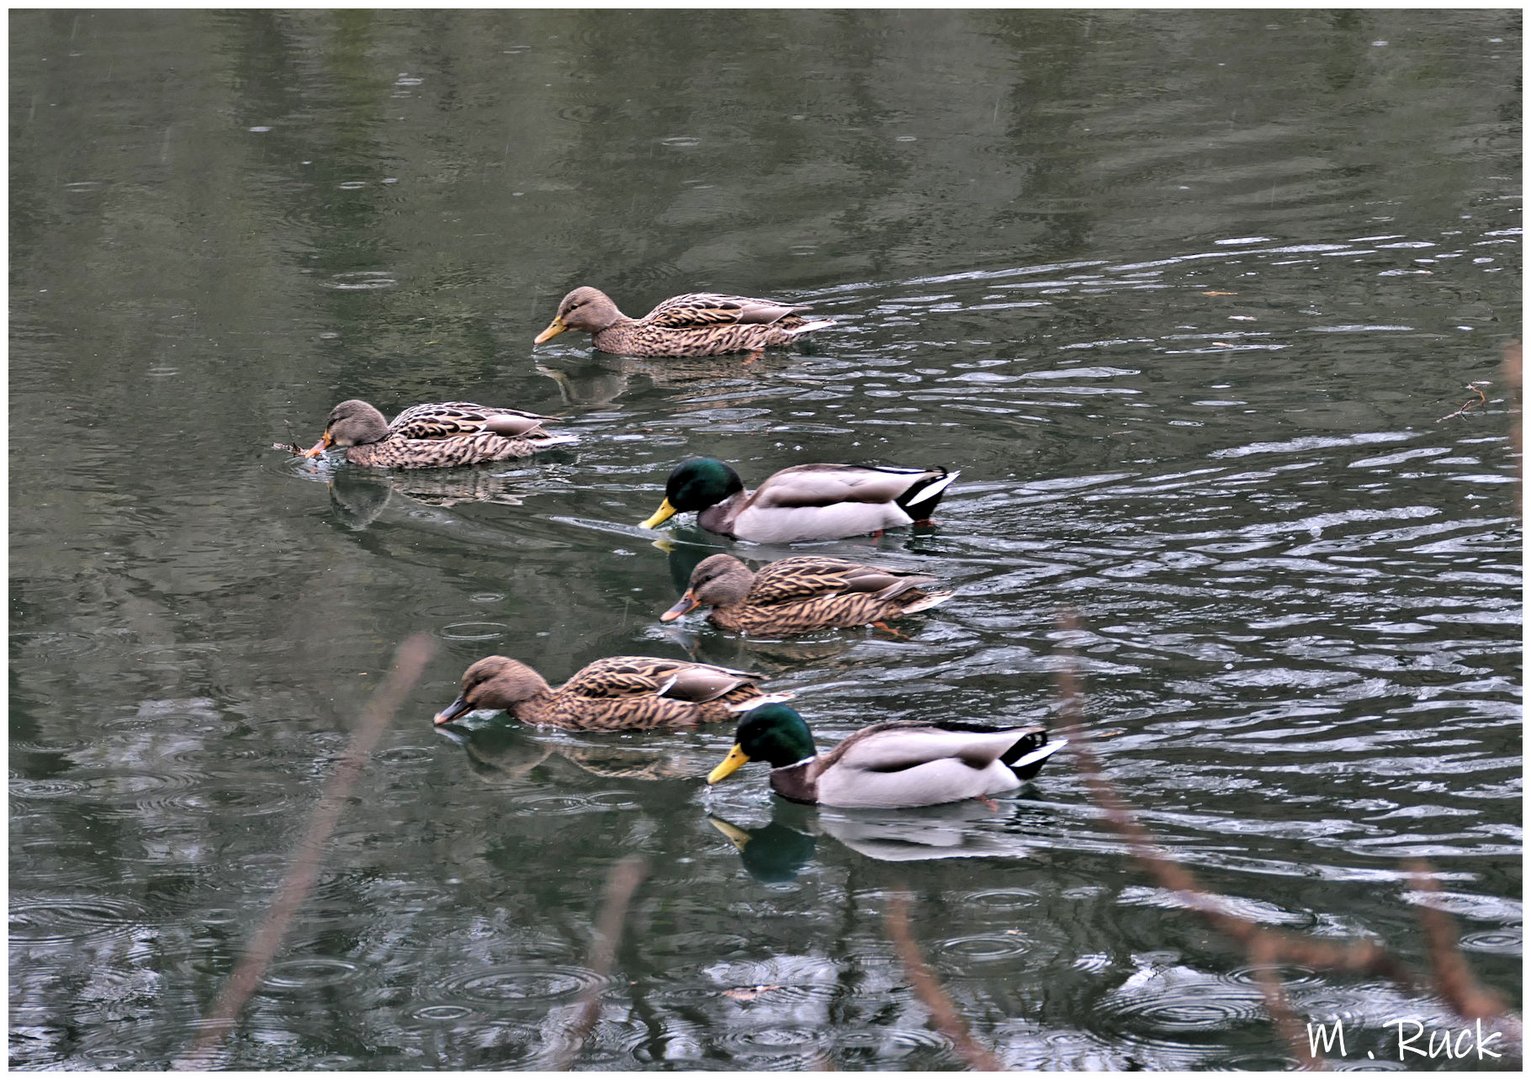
[302,400,574,470]
[661,553,953,634]
[534,287,831,357]
[639,457,958,543]
[707,704,1067,808]
[433,654,780,732]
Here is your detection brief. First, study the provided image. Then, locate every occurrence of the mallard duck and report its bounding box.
[534,287,831,357]
[661,553,953,634]
[707,704,1066,808]
[433,654,780,732]
[301,400,575,469]
[639,457,958,543]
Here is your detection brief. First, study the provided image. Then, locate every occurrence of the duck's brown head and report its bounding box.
[302,400,391,456]
[534,287,624,343]
[433,656,552,725]
[661,554,755,621]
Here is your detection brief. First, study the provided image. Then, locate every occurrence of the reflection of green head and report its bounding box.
[709,816,816,884]
[665,457,745,512]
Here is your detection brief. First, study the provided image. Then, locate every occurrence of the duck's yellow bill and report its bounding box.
[301,431,334,458]
[659,592,699,623]
[708,744,751,784]
[707,816,751,849]
[533,318,566,345]
[639,497,678,530]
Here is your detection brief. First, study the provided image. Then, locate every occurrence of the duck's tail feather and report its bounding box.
[899,589,955,614]
[896,468,959,521]
[1005,736,1067,780]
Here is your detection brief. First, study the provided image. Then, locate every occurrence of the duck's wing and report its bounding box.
[823,722,1031,774]
[745,464,948,511]
[750,556,939,606]
[565,656,763,703]
[391,402,561,441]
[644,293,804,329]
[813,721,1054,808]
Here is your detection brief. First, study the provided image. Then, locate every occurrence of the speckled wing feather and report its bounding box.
[390,402,559,441]
[748,557,937,606]
[562,656,761,702]
[643,293,803,329]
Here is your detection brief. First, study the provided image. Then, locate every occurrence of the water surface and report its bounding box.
[9,8,1521,1071]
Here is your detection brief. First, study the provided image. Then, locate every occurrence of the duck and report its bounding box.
[639,457,958,544]
[661,553,954,635]
[433,654,781,732]
[301,400,575,470]
[534,287,831,357]
[707,704,1067,808]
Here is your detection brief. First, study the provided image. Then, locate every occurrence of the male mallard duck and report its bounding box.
[534,287,831,357]
[661,553,953,634]
[433,654,779,732]
[707,704,1066,808]
[302,400,574,470]
[639,457,958,543]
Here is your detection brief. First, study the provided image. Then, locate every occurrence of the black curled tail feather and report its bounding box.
[1003,730,1068,781]
[894,468,958,521]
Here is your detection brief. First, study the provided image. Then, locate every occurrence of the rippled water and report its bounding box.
[9,8,1522,1071]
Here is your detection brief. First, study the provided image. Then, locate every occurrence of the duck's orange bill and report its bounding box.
[533,317,567,345]
[659,592,699,623]
[301,432,333,458]
[707,744,751,784]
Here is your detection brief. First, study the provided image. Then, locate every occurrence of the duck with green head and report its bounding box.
[640,457,958,544]
[706,703,1066,808]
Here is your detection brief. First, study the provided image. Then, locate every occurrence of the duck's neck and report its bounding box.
[500,678,556,724]
[698,488,751,538]
[768,759,819,804]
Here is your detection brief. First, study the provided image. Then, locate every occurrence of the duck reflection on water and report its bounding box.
[321,465,559,530]
[709,796,1060,883]
[433,711,703,784]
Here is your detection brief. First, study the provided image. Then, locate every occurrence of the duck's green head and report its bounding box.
[708,703,817,783]
[640,457,745,529]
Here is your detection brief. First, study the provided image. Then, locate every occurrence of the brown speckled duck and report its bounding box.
[640,457,958,544]
[661,554,954,635]
[707,704,1068,808]
[301,400,575,469]
[433,654,780,731]
[534,287,831,357]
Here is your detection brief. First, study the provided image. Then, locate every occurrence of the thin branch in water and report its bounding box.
[172,634,437,1070]
[1246,936,1322,1070]
[885,893,1002,1072]
[1406,861,1518,1038]
[554,855,649,1070]
[1438,381,1490,422]
[1503,341,1521,507]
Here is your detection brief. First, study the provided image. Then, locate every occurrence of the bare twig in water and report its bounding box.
[1407,862,1516,1033]
[885,893,1003,1071]
[172,634,437,1069]
[554,855,649,1070]
[1438,381,1490,422]
[1503,341,1521,507]
[1054,611,1519,1061]
[1246,935,1321,1070]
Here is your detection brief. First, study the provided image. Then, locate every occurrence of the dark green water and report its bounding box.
[9,8,1521,1071]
